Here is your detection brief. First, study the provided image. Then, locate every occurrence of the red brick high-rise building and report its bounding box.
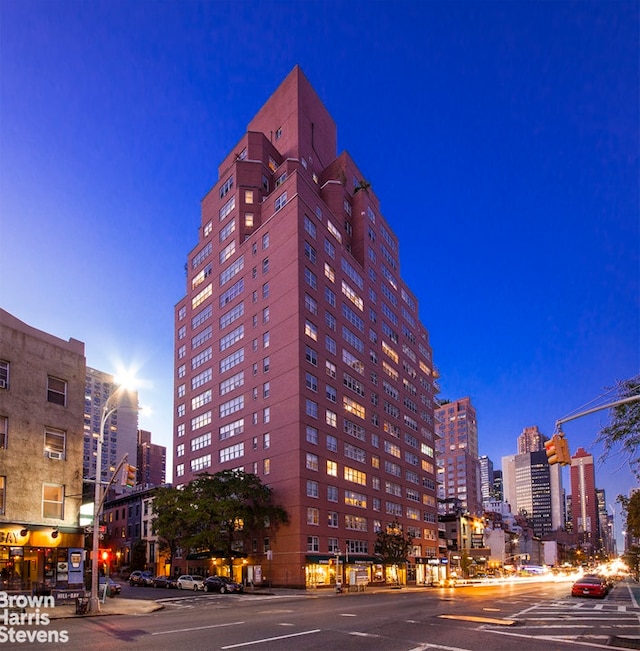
[173,67,439,588]
[570,447,599,552]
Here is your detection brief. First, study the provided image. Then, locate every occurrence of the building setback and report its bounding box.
[173,67,439,588]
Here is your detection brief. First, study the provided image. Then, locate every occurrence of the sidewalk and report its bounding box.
[22,597,164,620]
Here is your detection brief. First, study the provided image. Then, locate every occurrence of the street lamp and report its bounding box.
[89,385,137,613]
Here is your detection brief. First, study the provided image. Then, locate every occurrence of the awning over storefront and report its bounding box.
[305,554,382,564]
[186,550,248,560]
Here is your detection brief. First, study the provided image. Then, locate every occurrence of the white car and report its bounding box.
[176,574,204,591]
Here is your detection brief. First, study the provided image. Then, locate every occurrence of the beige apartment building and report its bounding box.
[0,308,86,591]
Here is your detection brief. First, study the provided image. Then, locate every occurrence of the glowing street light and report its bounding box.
[89,381,138,613]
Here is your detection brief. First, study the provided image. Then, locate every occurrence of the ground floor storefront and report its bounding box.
[0,524,85,592]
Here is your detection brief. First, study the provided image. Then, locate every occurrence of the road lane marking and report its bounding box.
[153,621,245,635]
[221,629,321,648]
[439,614,516,626]
[481,628,619,649]
[408,643,472,651]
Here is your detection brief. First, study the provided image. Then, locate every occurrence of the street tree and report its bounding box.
[617,490,640,541]
[151,485,191,576]
[374,518,413,584]
[130,539,147,572]
[596,375,640,479]
[183,470,289,577]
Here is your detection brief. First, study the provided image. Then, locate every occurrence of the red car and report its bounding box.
[571,575,608,598]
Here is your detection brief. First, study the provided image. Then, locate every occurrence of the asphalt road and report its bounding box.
[6,578,639,651]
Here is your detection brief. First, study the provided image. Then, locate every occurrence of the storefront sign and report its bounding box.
[0,529,25,545]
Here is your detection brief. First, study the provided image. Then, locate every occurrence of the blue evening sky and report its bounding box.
[1,1,638,545]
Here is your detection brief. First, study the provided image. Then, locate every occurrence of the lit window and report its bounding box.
[42,483,64,519]
[245,190,254,204]
[245,213,254,227]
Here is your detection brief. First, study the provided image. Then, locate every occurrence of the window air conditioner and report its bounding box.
[0,379,6,389]
[47,450,64,460]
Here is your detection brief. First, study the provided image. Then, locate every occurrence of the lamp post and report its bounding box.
[89,386,137,613]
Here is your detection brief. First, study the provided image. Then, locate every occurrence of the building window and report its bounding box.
[305,346,318,367]
[42,483,64,519]
[305,373,318,392]
[44,428,66,459]
[274,192,287,212]
[0,476,5,515]
[304,215,316,239]
[307,508,320,525]
[327,485,338,502]
[219,443,244,463]
[306,425,318,444]
[305,320,318,341]
[304,268,317,290]
[306,400,318,419]
[245,190,254,204]
[328,511,338,528]
[307,536,319,552]
[245,213,254,227]
[306,453,319,471]
[307,480,319,498]
[0,415,7,449]
[47,376,67,406]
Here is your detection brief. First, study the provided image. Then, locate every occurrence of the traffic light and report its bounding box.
[557,435,571,465]
[545,435,559,465]
[101,550,110,562]
[121,464,136,487]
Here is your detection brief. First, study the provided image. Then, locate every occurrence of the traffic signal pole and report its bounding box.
[552,393,640,465]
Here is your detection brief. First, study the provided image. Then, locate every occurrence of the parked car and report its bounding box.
[99,576,122,595]
[176,575,204,591]
[204,575,244,594]
[129,571,154,587]
[571,575,608,598]
[153,575,177,589]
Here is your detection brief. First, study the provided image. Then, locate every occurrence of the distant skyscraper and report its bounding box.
[478,455,494,504]
[502,450,564,537]
[517,425,547,454]
[435,397,482,515]
[84,368,139,490]
[137,429,167,487]
[492,469,503,501]
[570,447,599,551]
